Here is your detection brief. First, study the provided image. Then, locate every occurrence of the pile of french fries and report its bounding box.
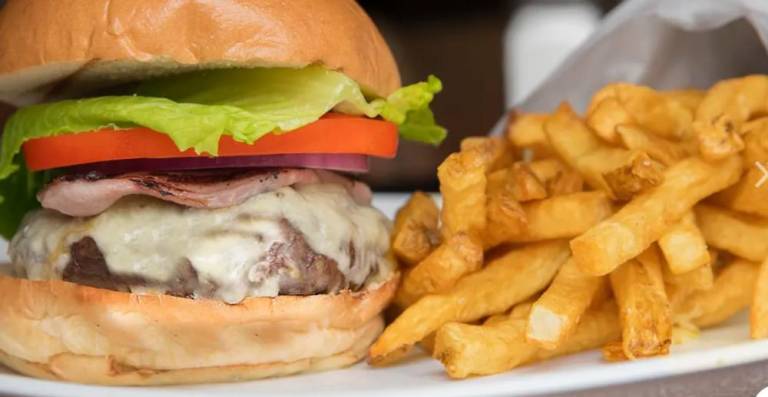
[370,76,768,378]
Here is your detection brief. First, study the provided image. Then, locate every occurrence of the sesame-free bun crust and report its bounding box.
[0,0,401,105]
[0,271,398,385]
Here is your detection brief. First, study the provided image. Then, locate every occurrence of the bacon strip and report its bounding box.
[38,169,372,217]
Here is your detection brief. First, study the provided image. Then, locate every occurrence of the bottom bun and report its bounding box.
[0,271,398,385]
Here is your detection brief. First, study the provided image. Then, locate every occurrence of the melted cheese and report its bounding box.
[10,183,392,303]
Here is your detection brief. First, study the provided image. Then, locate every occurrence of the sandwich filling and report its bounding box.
[9,171,393,304]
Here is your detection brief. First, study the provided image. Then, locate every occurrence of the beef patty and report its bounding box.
[62,220,353,299]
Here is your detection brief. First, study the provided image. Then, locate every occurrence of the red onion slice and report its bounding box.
[68,154,370,175]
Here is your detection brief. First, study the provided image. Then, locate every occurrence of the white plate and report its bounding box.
[2,193,768,397]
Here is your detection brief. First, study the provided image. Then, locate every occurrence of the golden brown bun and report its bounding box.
[0,271,398,385]
[0,0,400,105]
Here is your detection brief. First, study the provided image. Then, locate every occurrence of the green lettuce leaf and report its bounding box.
[0,159,52,240]
[137,67,446,144]
[398,107,446,145]
[371,75,446,144]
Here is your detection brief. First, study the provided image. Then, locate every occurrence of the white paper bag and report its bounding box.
[517,0,768,114]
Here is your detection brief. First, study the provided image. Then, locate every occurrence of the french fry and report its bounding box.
[665,259,715,313]
[484,164,533,248]
[484,302,535,326]
[395,233,483,307]
[486,167,506,190]
[614,84,694,141]
[527,158,584,195]
[509,162,547,202]
[695,120,745,161]
[601,151,664,201]
[544,103,660,199]
[570,156,742,276]
[585,86,702,130]
[616,124,694,166]
[693,75,768,161]
[487,163,548,203]
[438,150,488,238]
[695,204,768,262]
[712,118,768,217]
[751,256,768,338]
[675,259,758,328]
[610,247,672,359]
[544,102,631,191]
[658,211,710,274]
[695,119,745,162]
[507,113,550,155]
[743,117,768,165]
[509,302,535,319]
[526,257,604,349]
[586,97,631,143]
[460,136,512,173]
[420,333,436,355]
[391,192,439,266]
[712,168,768,218]
[484,314,510,326]
[434,301,620,378]
[486,168,509,196]
[665,261,714,297]
[482,186,527,249]
[587,83,694,142]
[664,89,705,112]
[527,158,567,181]
[602,341,628,362]
[368,240,570,365]
[586,84,618,115]
[589,277,613,309]
[484,190,612,248]
[506,191,613,244]
[545,171,584,196]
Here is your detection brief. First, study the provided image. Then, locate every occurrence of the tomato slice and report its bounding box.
[23,114,398,171]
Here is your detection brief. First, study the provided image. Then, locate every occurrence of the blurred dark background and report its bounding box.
[358,0,621,190]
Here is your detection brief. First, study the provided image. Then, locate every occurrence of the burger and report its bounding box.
[0,0,444,385]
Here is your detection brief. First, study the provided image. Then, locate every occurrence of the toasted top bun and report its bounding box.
[0,270,398,385]
[0,0,400,105]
